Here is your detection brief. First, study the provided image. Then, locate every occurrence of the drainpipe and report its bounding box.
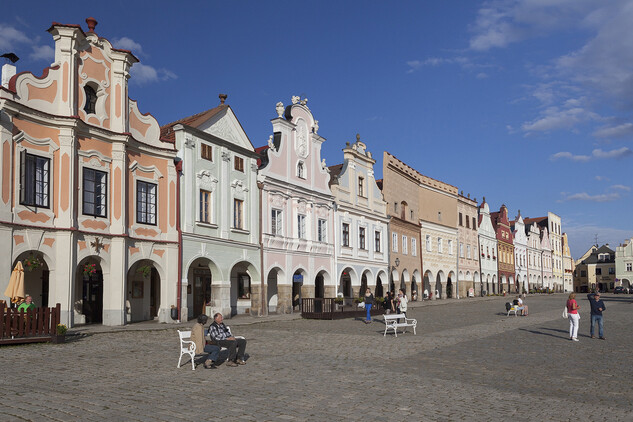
[258,181,266,316]
[174,157,183,322]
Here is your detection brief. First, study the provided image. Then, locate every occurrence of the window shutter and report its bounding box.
[20,150,26,204]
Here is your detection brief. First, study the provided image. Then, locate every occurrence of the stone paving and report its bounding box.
[1,294,632,421]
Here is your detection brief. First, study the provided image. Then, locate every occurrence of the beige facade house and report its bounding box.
[457,192,480,297]
[573,245,616,293]
[0,19,179,326]
[562,233,574,292]
[380,152,422,299]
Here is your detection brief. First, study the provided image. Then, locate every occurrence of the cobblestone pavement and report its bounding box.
[1,294,632,421]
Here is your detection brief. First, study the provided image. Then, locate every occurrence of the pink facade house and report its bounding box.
[0,19,179,326]
[257,97,335,313]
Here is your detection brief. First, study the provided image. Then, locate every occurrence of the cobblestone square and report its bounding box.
[1,294,632,421]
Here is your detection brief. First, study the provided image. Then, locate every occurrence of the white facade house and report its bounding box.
[512,212,528,293]
[329,135,389,298]
[615,237,633,290]
[257,97,335,313]
[540,227,553,290]
[163,97,262,319]
[562,233,574,292]
[547,212,563,290]
[477,199,498,295]
[526,222,542,289]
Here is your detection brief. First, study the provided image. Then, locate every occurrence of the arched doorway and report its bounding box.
[339,268,353,298]
[292,269,306,311]
[446,275,453,299]
[78,257,103,324]
[189,259,212,318]
[13,252,49,308]
[230,261,258,316]
[360,272,368,296]
[411,275,418,301]
[435,272,443,299]
[125,260,160,323]
[423,271,433,299]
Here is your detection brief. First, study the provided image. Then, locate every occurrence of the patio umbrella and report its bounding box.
[4,261,25,304]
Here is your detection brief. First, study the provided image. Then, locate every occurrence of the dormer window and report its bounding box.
[84,85,97,114]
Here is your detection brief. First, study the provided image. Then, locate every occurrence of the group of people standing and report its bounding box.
[363,288,408,324]
[566,292,606,342]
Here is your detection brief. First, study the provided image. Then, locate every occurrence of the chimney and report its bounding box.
[2,63,16,87]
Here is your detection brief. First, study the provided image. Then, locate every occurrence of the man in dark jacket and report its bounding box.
[587,292,606,340]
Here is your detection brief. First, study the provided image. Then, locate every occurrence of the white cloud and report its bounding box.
[0,24,30,50]
[29,45,54,62]
[130,63,177,85]
[407,57,470,73]
[112,37,144,56]
[595,175,610,181]
[550,147,632,161]
[522,106,600,133]
[610,184,631,191]
[560,192,621,202]
[593,122,633,139]
[564,223,633,258]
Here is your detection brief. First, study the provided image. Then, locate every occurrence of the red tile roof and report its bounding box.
[160,105,228,142]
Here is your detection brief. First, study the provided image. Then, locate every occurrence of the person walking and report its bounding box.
[566,292,580,342]
[363,288,374,324]
[587,292,606,340]
[397,289,408,322]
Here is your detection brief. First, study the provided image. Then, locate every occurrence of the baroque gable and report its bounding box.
[197,107,254,151]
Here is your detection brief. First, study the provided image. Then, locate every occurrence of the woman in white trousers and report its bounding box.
[567,292,580,341]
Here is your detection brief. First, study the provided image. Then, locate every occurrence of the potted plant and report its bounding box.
[23,254,41,272]
[137,264,152,278]
[83,263,97,277]
[53,324,67,344]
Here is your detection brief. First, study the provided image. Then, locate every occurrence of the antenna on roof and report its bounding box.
[1,53,19,64]
[594,234,599,247]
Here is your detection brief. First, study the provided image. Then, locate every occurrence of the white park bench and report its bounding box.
[177,327,244,370]
[383,313,417,337]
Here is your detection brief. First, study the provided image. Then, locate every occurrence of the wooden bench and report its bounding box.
[383,313,417,337]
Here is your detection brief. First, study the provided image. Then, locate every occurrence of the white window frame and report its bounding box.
[402,235,408,255]
[426,235,431,252]
[297,214,306,239]
[318,218,327,242]
[392,232,398,253]
[411,237,416,257]
[271,208,283,236]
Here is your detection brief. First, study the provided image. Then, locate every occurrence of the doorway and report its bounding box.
[82,270,103,324]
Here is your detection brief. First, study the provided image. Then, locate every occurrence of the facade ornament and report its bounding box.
[321,158,327,169]
[313,120,319,134]
[90,237,104,253]
[291,96,300,105]
[276,102,284,118]
[222,151,231,162]
[267,134,275,151]
[300,98,308,106]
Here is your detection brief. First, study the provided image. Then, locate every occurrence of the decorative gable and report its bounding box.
[197,108,254,152]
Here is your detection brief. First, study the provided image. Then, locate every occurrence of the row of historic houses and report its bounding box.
[0,19,572,327]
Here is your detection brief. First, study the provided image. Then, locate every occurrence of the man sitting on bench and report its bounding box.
[208,313,247,367]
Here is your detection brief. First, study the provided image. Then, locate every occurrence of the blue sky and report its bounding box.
[3,1,633,258]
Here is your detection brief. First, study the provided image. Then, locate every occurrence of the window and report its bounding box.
[460,243,464,258]
[234,156,244,172]
[608,267,615,275]
[297,161,305,179]
[136,180,157,225]
[581,270,587,277]
[297,214,306,239]
[402,235,408,255]
[467,245,471,259]
[359,227,366,250]
[318,219,327,242]
[426,235,431,252]
[342,223,350,247]
[201,144,213,161]
[627,263,632,272]
[401,202,407,220]
[472,217,476,229]
[466,216,470,229]
[459,213,463,226]
[392,232,398,252]
[20,152,50,208]
[82,168,107,217]
[375,231,381,252]
[411,238,417,256]
[595,268,601,275]
[438,238,443,253]
[358,177,365,197]
[271,209,282,235]
[83,85,97,114]
[199,190,212,223]
[233,199,243,229]
[448,239,453,255]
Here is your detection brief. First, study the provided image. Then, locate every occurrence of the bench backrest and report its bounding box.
[384,314,406,321]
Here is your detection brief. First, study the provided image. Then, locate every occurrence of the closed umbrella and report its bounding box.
[4,261,25,304]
